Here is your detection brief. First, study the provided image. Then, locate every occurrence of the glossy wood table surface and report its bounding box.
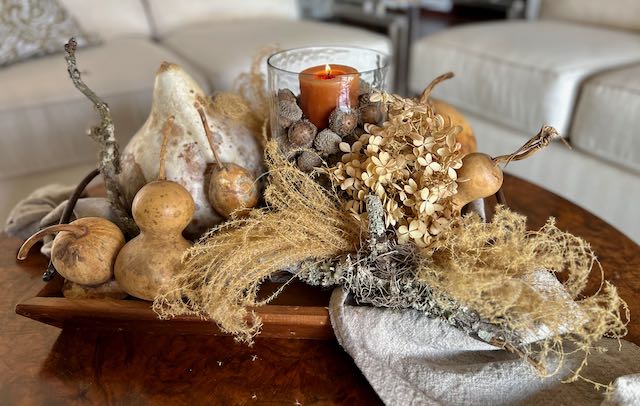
[1,175,639,405]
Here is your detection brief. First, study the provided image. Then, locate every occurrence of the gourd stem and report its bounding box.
[419,72,454,104]
[194,102,226,170]
[158,116,175,181]
[18,224,88,260]
[492,126,560,166]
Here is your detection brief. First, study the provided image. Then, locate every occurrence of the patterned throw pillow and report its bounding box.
[0,0,98,66]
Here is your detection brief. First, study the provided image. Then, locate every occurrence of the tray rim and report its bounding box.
[15,276,335,340]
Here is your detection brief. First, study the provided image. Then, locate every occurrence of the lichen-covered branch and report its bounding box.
[296,195,542,370]
[63,38,138,237]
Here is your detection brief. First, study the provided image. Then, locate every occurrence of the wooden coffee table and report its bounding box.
[1,175,638,405]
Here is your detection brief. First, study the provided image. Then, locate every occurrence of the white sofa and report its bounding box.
[409,0,640,242]
[0,0,391,223]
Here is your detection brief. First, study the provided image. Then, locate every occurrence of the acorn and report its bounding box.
[278,99,303,129]
[288,119,317,149]
[314,129,342,156]
[297,150,323,172]
[329,109,358,137]
[277,88,297,103]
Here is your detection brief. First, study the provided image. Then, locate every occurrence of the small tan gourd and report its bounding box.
[17,217,125,286]
[194,103,258,219]
[114,117,195,301]
[453,126,561,210]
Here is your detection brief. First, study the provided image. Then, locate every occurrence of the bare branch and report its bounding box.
[64,37,138,237]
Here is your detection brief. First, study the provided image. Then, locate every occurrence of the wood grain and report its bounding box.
[2,174,639,404]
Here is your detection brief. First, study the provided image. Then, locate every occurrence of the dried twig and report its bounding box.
[63,37,138,237]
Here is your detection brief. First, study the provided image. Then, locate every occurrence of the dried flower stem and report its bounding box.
[63,37,138,237]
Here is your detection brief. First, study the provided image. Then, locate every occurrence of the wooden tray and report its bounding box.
[15,274,335,340]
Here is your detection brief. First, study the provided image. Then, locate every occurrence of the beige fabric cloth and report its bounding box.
[4,183,117,257]
[409,20,640,136]
[4,183,77,240]
[572,63,640,174]
[330,288,640,405]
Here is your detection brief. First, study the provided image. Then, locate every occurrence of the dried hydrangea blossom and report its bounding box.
[327,91,463,247]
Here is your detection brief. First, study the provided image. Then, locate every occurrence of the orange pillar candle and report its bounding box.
[299,64,359,129]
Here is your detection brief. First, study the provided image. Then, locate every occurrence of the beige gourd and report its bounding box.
[17,217,125,286]
[114,117,196,301]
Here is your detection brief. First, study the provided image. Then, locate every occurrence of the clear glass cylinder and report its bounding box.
[267,47,390,143]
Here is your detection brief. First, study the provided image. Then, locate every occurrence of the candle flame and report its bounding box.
[325,64,331,76]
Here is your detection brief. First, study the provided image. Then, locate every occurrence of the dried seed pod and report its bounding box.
[314,129,342,156]
[288,119,317,149]
[328,109,358,137]
[277,88,297,103]
[278,99,303,128]
[297,150,323,172]
[358,103,382,126]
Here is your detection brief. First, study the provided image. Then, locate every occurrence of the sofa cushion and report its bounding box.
[572,64,640,174]
[147,0,299,36]
[0,38,207,180]
[59,0,152,40]
[160,18,392,91]
[0,0,97,67]
[409,21,640,136]
[540,0,640,32]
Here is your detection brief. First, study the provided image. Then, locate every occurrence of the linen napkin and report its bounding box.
[329,288,640,405]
